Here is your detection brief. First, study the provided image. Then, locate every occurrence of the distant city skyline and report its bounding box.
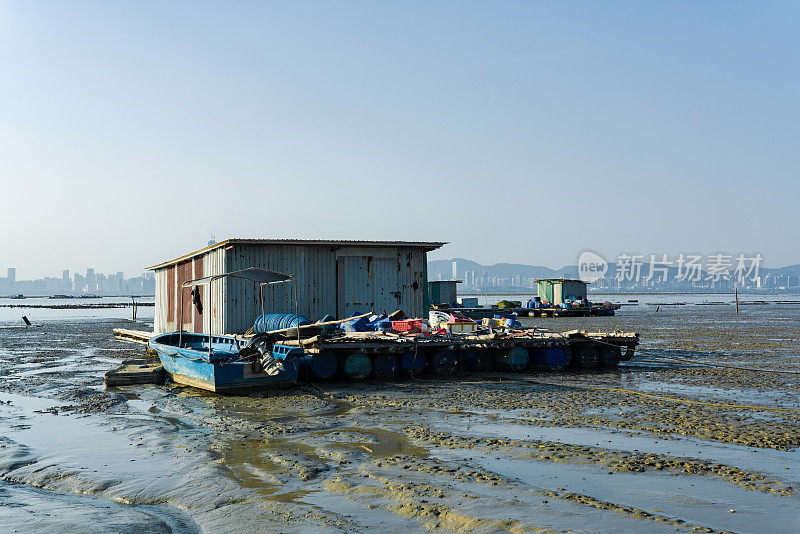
[5,252,800,297]
[428,258,800,294]
[0,266,154,296]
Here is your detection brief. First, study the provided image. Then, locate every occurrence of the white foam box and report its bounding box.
[447,321,478,333]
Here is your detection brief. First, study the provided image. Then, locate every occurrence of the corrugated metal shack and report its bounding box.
[536,278,588,305]
[428,280,461,307]
[149,239,445,335]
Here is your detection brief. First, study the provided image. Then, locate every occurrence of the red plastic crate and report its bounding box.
[391,319,424,332]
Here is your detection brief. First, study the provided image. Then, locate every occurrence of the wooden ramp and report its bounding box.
[113,328,155,345]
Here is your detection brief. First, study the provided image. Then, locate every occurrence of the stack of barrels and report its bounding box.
[296,343,629,382]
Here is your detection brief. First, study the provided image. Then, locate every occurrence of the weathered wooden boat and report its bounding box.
[148,268,304,394]
[104,359,165,387]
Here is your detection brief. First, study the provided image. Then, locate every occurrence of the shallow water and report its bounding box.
[1,298,799,532]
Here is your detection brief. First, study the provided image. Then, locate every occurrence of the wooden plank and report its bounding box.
[112,328,155,345]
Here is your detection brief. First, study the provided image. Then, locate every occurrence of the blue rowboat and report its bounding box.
[149,332,301,394]
[151,267,306,394]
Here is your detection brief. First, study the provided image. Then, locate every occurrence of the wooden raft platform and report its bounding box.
[279,329,639,354]
[446,304,622,319]
[113,327,638,354]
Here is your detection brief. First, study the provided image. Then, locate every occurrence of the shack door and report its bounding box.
[337,256,373,319]
[371,257,401,314]
[553,283,563,305]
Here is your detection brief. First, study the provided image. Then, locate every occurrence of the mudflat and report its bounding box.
[1,304,799,533]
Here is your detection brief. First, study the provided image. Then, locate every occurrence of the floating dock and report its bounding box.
[114,326,638,383]
[280,328,637,379]
[443,303,621,319]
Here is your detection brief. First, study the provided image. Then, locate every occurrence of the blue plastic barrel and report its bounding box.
[577,346,599,369]
[598,346,621,368]
[254,313,311,334]
[460,350,493,371]
[429,350,458,377]
[339,352,372,380]
[399,350,426,376]
[529,347,569,371]
[297,350,337,380]
[371,354,398,379]
[495,347,529,372]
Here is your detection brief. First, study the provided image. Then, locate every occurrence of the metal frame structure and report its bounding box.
[177,268,299,357]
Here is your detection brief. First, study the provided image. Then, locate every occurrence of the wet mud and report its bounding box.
[1,304,800,532]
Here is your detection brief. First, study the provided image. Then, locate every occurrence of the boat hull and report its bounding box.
[149,332,299,394]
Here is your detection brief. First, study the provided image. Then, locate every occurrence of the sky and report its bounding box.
[1,1,799,279]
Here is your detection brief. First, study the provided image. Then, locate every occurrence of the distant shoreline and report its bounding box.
[461,291,800,297]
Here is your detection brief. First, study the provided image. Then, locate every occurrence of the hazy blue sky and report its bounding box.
[1,1,798,279]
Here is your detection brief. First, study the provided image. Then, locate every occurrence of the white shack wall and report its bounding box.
[154,243,429,335]
[154,269,168,333]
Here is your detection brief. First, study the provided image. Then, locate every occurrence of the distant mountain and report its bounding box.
[428,258,800,290]
[428,258,575,281]
[762,264,800,276]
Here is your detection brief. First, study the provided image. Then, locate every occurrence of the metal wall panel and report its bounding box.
[554,283,563,305]
[202,246,226,335]
[371,256,401,313]
[397,248,426,318]
[154,269,169,332]
[537,280,554,304]
[223,244,338,334]
[428,281,458,306]
[562,280,588,300]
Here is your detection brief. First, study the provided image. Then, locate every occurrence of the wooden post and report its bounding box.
[735,287,739,314]
[131,297,137,321]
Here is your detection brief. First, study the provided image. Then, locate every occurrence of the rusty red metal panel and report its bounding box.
[176,260,193,328]
[166,266,175,322]
[193,257,204,333]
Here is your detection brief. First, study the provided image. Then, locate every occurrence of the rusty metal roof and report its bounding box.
[147,238,447,270]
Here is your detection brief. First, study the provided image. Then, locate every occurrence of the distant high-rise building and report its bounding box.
[452,261,457,280]
[86,268,96,292]
[62,270,69,280]
[7,267,15,282]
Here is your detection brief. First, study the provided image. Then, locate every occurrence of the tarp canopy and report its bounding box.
[182,268,294,288]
